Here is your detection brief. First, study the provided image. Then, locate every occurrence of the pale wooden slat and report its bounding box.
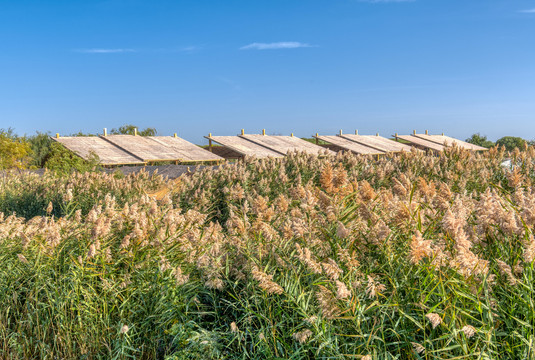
[414,134,488,151]
[207,136,284,158]
[150,136,224,161]
[341,134,413,152]
[53,137,145,165]
[315,135,384,155]
[241,134,334,156]
[395,135,445,151]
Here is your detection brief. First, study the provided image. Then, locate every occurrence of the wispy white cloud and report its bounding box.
[74,48,136,54]
[240,42,313,50]
[519,8,535,13]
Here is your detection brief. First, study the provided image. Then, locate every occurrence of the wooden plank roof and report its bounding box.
[341,134,413,153]
[150,136,224,161]
[315,135,385,155]
[52,136,145,165]
[206,136,284,158]
[241,134,334,156]
[101,135,182,161]
[394,135,446,151]
[414,133,488,151]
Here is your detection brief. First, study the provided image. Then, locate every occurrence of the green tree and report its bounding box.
[27,132,54,168]
[465,133,495,148]
[44,142,100,174]
[110,124,157,136]
[0,130,32,169]
[495,136,527,151]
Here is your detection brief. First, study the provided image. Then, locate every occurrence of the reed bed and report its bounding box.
[0,146,534,359]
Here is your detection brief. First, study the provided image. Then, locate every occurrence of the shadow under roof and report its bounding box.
[52,136,145,165]
[206,136,284,158]
[240,134,334,156]
[315,135,385,155]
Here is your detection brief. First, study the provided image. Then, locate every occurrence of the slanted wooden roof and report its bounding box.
[52,136,145,165]
[341,134,413,153]
[101,135,182,161]
[241,134,334,156]
[314,135,384,155]
[394,135,446,152]
[150,136,224,162]
[206,136,284,158]
[414,134,488,151]
[101,135,222,162]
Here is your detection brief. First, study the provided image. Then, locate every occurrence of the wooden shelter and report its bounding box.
[53,133,223,166]
[341,133,413,153]
[101,135,223,162]
[393,134,446,152]
[241,134,333,156]
[314,135,385,155]
[205,135,284,159]
[52,136,145,165]
[413,133,488,151]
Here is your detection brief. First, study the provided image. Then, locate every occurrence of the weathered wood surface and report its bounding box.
[315,135,385,155]
[394,135,445,152]
[341,134,413,153]
[241,135,334,156]
[207,136,284,158]
[150,136,224,161]
[100,135,183,161]
[53,137,145,165]
[414,134,488,151]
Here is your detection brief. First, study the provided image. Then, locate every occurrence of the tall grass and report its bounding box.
[0,146,534,359]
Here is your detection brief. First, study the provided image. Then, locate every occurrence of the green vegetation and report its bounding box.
[465,133,495,148]
[0,147,534,359]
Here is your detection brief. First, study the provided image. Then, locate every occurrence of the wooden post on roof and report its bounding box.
[134,128,138,136]
[241,129,244,135]
[442,132,444,136]
[208,133,213,152]
[339,129,343,136]
[56,133,59,138]
[413,129,416,135]
[262,129,266,135]
[103,128,107,136]
[355,129,358,135]
[174,133,177,138]
[376,132,379,136]
[395,133,399,142]
[291,133,294,137]
[425,129,429,135]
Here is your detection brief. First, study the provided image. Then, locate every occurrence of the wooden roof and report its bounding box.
[52,136,145,165]
[100,135,222,162]
[314,135,385,155]
[394,135,446,152]
[206,136,284,158]
[150,136,224,161]
[341,134,413,153]
[241,134,334,156]
[414,134,488,151]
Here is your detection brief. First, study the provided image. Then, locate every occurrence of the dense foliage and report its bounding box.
[0,146,534,359]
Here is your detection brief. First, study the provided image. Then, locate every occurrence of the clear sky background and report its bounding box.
[1,0,534,144]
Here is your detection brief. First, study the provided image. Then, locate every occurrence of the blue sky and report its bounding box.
[1,0,534,144]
